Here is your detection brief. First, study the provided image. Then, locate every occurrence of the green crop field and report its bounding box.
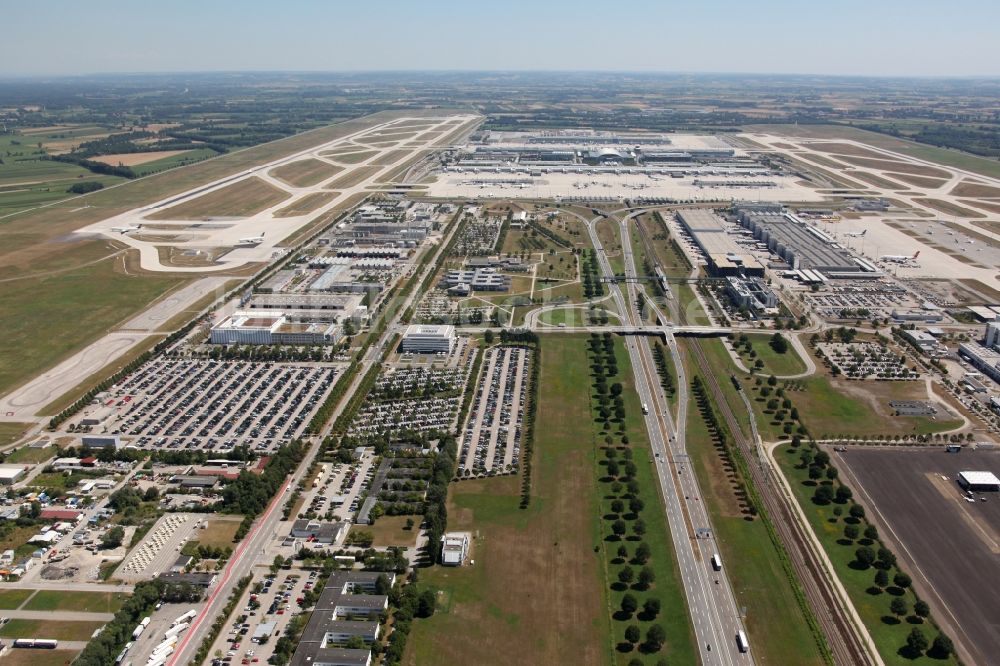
[130,147,218,177]
[0,588,34,609]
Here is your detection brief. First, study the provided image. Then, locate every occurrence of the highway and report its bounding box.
[582,207,752,664]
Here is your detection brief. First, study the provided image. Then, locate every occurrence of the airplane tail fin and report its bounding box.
[913,251,920,259]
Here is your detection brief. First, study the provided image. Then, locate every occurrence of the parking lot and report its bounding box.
[817,342,919,380]
[206,568,315,666]
[835,447,1000,665]
[460,346,532,475]
[77,358,340,453]
[114,512,203,582]
[291,452,378,527]
[348,351,474,438]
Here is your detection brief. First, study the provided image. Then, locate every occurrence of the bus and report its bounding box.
[736,630,750,653]
[711,553,722,571]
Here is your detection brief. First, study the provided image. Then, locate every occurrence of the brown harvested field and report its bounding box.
[805,141,892,160]
[962,199,1000,214]
[322,150,377,164]
[324,165,382,190]
[835,447,1000,666]
[950,181,1000,198]
[848,170,908,190]
[269,158,342,187]
[90,150,193,167]
[274,191,338,217]
[147,176,290,220]
[883,172,946,188]
[911,197,987,219]
[837,155,952,178]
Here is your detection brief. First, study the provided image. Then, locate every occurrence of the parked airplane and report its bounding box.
[880,250,919,263]
[110,225,141,233]
[236,234,265,247]
[845,229,867,238]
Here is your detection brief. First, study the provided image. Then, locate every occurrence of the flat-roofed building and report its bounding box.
[724,276,778,314]
[736,208,863,276]
[675,209,764,276]
[401,324,456,354]
[958,342,1000,385]
[958,471,1000,492]
[0,466,25,485]
[81,434,122,450]
[441,531,470,566]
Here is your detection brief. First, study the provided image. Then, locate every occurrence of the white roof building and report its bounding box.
[401,325,456,354]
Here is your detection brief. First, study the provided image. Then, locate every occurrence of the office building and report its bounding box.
[401,325,456,354]
[675,209,764,276]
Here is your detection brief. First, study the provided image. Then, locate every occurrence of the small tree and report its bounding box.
[913,600,930,620]
[890,597,908,619]
[417,590,436,617]
[930,634,954,658]
[617,544,629,561]
[621,593,638,616]
[849,504,866,520]
[618,566,635,585]
[906,628,928,656]
[855,546,875,568]
[645,624,667,651]
[634,542,651,565]
[625,624,640,646]
[637,567,655,589]
[612,519,627,538]
[643,598,661,618]
[863,525,878,541]
[873,568,889,590]
[893,572,912,590]
[843,525,859,541]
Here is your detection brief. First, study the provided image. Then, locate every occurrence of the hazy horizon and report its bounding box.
[4,0,1000,78]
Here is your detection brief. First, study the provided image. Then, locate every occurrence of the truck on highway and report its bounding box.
[711,553,722,571]
[736,630,750,653]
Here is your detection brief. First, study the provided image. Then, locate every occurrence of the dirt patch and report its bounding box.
[90,150,192,167]
[804,141,891,159]
[951,181,1000,198]
[962,199,1000,215]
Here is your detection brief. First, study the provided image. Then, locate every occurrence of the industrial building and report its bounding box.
[735,208,871,277]
[249,293,365,313]
[958,471,1000,492]
[210,312,341,346]
[675,209,764,276]
[290,519,348,544]
[0,466,25,485]
[901,329,940,353]
[442,267,511,292]
[724,276,778,314]
[290,571,395,666]
[986,321,1000,349]
[81,434,122,449]
[401,325,456,354]
[958,342,1000,385]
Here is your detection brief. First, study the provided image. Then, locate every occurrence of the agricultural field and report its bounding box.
[147,176,290,219]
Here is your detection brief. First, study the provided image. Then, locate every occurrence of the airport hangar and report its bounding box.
[958,471,1000,492]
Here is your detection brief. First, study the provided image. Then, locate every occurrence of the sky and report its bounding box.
[3,0,999,78]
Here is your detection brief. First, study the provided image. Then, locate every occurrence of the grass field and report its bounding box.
[4,444,55,464]
[322,149,377,164]
[274,191,338,217]
[0,588,34,609]
[270,158,342,187]
[195,516,243,549]
[366,515,419,547]
[0,649,79,666]
[911,197,986,219]
[147,176,290,219]
[325,165,381,190]
[0,241,186,399]
[0,423,32,447]
[683,365,826,666]
[23,590,128,613]
[538,307,587,327]
[0,618,106,642]
[733,333,807,376]
[774,444,958,665]
[596,218,625,275]
[405,338,613,665]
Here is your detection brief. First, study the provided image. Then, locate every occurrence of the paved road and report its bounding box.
[579,207,751,664]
